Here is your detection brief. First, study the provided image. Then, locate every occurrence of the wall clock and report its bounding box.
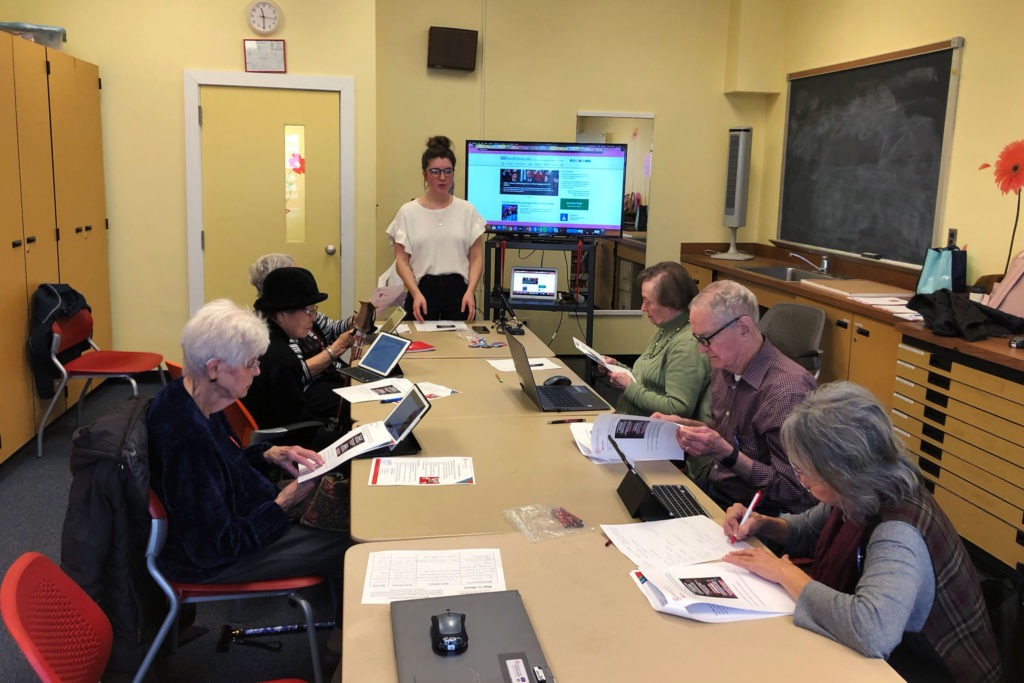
[247,1,282,36]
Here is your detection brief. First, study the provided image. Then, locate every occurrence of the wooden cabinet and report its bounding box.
[795,295,852,384]
[0,35,108,462]
[848,315,898,410]
[892,337,1024,568]
[683,264,714,291]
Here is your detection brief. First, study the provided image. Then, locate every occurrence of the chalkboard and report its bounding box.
[779,47,955,266]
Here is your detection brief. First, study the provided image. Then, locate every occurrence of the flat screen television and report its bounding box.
[465,140,627,239]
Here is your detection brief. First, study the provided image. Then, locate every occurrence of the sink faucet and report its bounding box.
[789,252,830,275]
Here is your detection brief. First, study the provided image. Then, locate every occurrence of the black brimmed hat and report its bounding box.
[254,267,329,312]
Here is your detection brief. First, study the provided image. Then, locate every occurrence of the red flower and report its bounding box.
[980,139,1024,195]
[288,153,306,175]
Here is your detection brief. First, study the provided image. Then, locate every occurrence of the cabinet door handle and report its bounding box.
[11,239,22,248]
[84,225,92,232]
[835,319,849,329]
[75,226,84,234]
[855,326,870,338]
[26,235,37,244]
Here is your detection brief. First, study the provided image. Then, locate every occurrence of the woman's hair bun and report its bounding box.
[426,135,452,150]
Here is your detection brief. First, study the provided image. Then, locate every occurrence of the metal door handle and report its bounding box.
[324,245,337,256]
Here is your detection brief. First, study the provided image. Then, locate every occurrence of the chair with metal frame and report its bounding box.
[1,551,311,683]
[136,489,325,683]
[36,308,164,458]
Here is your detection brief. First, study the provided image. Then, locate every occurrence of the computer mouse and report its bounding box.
[430,610,468,655]
[543,375,571,387]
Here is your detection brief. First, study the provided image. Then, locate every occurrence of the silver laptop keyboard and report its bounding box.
[651,484,709,518]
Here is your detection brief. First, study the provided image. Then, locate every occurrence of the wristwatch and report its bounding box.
[720,445,739,469]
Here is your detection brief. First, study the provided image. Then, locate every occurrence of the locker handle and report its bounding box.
[75,226,84,234]
[84,225,93,232]
[11,239,22,248]
[835,319,849,329]
[855,327,871,338]
[26,235,37,244]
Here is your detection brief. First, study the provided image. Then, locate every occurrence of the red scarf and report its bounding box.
[811,507,867,593]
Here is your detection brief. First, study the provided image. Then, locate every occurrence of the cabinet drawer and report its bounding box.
[950,362,1024,411]
[895,358,934,387]
[934,487,1024,569]
[897,342,953,377]
[909,442,1024,523]
[892,402,1024,473]
[899,415,1024,491]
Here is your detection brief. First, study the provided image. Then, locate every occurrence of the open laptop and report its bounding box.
[509,266,559,305]
[608,436,709,521]
[391,590,553,683]
[504,329,608,412]
[338,331,410,383]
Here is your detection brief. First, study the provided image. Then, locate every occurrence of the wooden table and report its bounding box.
[349,414,668,542]
[338,530,902,683]
[350,356,611,423]
[392,322,552,359]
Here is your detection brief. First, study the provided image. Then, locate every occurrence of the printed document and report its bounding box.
[368,456,475,486]
[361,549,506,604]
[573,337,634,378]
[487,357,560,371]
[589,413,683,461]
[602,516,794,623]
[333,377,414,403]
[298,420,394,482]
[414,320,469,332]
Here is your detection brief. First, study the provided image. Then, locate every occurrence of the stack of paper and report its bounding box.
[602,516,796,623]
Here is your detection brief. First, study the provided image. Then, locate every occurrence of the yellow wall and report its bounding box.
[2,0,377,359]
[769,0,1024,283]
[4,0,1023,357]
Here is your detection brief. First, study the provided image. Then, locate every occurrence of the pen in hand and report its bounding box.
[730,490,762,544]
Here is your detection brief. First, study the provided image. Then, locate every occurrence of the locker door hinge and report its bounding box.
[105,218,110,231]
[55,227,60,242]
[98,77,102,90]
[45,59,50,75]
[198,105,202,127]
[201,230,205,251]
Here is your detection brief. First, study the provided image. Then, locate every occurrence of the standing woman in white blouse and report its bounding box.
[387,135,486,322]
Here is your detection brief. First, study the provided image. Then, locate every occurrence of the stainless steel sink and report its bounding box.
[740,265,833,281]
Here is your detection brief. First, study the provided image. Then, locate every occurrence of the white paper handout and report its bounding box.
[361,549,506,604]
[589,413,683,461]
[631,561,795,623]
[602,516,747,568]
[573,337,634,379]
[416,381,457,399]
[298,421,394,482]
[487,357,560,372]
[414,320,469,332]
[333,377,414,403]
[368,457,475,486]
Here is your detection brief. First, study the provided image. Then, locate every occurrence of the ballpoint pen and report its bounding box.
[548,418,584,424]
[730,490,762,544]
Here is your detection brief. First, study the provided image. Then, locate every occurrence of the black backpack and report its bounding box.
[60,396,164,681]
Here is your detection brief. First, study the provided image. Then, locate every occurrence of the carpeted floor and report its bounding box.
[0,377,336,683]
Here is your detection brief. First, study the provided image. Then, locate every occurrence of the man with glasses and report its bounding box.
[654,280,816,515]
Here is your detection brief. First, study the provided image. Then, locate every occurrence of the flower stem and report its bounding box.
[1005,190,1022,274]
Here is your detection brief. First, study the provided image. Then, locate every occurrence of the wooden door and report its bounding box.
[199,86,341,318]
[849,315,899,409]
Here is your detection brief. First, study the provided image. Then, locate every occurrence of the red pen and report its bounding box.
[730,490,762,544]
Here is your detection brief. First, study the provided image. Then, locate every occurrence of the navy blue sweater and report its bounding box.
[146,379,290,582]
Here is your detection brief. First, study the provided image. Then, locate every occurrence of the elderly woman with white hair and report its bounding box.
[146,299,348,585]
[722,382,1000,683]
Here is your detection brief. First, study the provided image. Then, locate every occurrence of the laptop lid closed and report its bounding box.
[354,332,411,378]
[391,590,554,683]
[509,266,558,305]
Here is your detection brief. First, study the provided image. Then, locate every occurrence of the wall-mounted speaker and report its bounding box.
[427,26,478,72]
[723,127,752,228]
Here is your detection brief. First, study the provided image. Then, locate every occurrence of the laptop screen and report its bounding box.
[504,329,541,403]
[509,267,558,304]
[358,332,411,376]
[384,384,431,444]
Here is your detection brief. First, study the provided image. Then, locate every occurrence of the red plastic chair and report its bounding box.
[1,552,310,683]
[137,489,326,683]
[36,308,165,458]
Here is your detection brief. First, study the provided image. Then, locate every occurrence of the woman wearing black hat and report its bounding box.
[243,266,355,436]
